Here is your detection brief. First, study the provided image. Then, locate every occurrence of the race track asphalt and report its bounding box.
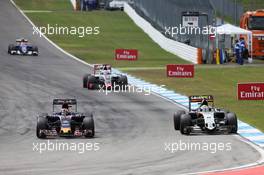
[0,0,261,174]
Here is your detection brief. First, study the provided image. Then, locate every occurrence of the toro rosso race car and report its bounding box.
[36,99,94,138]
[8,38,38,56]
[83,64,128,90]
[173,95,238,135]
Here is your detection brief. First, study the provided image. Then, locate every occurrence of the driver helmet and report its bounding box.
[61,108,69,116]
[61,103,69,115]
[201,98,208,106]
[62,103,69,109]
[200,105,210,112]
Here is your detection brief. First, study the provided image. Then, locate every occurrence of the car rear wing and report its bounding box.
[53,99,77,112]
[16,39,28,42]
[189,95,214,102]
[94,64,112,75]
[189,95,214,110]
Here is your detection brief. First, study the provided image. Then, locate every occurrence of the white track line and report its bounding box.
[10,1,264,174]
[22,10,52,13]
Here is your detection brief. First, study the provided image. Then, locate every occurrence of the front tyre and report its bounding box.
[83,74,90,88]
[173,110,185,130]
[87,75,97,90]
[8,44,14,54]
[226,113,238,133]
[32,46,38,56]
[83,115,95,138]
[180,114,192,135]
[36,116,47,139]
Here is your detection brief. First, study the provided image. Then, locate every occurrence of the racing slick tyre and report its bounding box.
[8,44,14,54]
[87,75,97,90]
[173,110,185,130]
[83,115,95,138]
[226,112,238,133]
[119,75,128,86]
[36,116,48,139]
[83,74,90,88]
[180,114,192,135]
[32,46,38,56]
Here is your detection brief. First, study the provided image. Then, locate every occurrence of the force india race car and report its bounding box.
[8,38,38,56]
[173,95,238,135]
[83,64,128,90]
[36,99,94,138]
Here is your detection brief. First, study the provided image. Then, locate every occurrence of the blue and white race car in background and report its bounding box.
[8,38,38,56]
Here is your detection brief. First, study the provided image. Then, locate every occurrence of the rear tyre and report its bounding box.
[83,115,95,138]
[226,113,238,133]
[180,114,192,135]
[173,110,185,130]
[36,116,47,139]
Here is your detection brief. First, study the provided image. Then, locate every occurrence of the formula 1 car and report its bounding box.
[8,38,38,56]
[36,99,94,138]
[83,64,128,90]
[173,95,238,135]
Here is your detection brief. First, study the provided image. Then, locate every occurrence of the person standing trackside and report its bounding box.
[239,38,245,65]
[88,0,96,11]
[234,40,241,64]
[82,0,89,11]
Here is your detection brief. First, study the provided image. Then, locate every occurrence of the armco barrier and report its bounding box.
[124,3,198,64]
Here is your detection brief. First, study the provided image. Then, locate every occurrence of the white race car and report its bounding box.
[83,64,128,90]
[173,95,238,135]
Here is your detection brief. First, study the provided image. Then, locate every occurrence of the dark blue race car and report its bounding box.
[8,38,38,56]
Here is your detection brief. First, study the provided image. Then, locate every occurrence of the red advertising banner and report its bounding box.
[167,64,194,78]
[115,49,138,61]
[238,83,264,100]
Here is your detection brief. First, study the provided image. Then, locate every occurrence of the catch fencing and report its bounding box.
[131,0,214,51]
[124,3,199,63]
[209,0,244,25]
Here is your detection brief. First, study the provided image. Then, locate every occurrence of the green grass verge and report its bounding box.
[14,0,72,11]
[126,67,264,131]
[15,0,186,68]
[15,0,264,131]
